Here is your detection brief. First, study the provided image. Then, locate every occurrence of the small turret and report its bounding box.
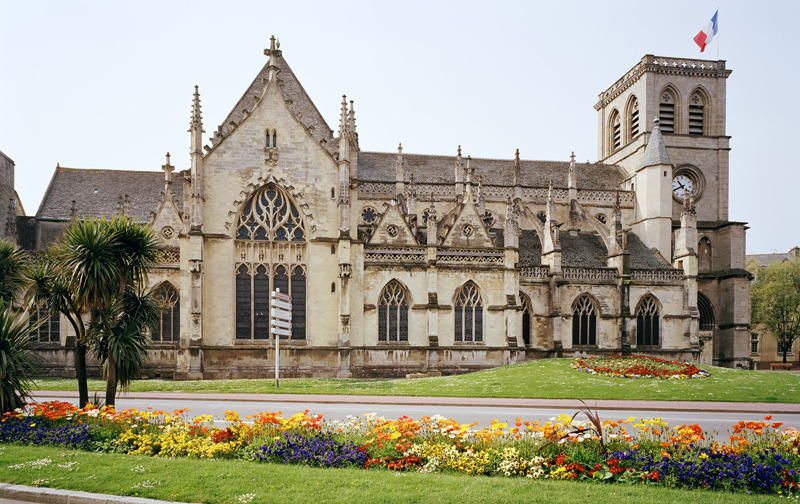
[503,196,519,249]
[395,143,405,196]
[264,35,281,83]
[513,148,522,201]
[454,146,464,195]
[568,151,577,202]
[162,152,174,198]
[426,195,438,246]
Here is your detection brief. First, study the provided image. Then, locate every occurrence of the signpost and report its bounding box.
[270,289,292,388]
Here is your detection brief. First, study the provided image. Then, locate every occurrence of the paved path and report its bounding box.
[30,390,800,414]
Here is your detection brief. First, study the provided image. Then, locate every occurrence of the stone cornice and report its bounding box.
[595,55,732,110]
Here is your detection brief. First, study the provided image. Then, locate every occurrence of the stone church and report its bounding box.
[18,40,752,378]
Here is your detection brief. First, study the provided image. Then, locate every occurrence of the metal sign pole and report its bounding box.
[270,288,292,389]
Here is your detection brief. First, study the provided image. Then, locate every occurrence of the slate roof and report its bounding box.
[216,54,335,152]
[518,230,674,270]
[746,249,800,268]
[36,167,183,223]
[357,152,626,189]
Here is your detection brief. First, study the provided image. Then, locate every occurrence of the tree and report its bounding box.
[751,257,800,364]
[26,254,90,407]
[0,239,29,304]
[58,216,159,407]
[0,300,41,413]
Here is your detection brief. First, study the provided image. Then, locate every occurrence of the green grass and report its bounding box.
[33,359,800,403]
[0,444,790,504]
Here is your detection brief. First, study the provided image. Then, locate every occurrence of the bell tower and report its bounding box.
[595,54,750,369]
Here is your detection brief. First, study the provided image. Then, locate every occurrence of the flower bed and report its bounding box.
[2,401,798,495]
[571,355,711,379]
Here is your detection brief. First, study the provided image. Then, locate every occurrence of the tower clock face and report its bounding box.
[672,174,694,199]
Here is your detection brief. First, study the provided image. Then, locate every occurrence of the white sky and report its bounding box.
[1,0,798,255]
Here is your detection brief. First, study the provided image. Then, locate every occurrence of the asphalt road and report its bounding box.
[33,395,800,437]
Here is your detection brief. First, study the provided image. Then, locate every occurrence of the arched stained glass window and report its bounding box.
[236,185,305,242]
[235,184,307,340]
[636,296,660,347]
[153,283,180,343]
[378,280,409,343]
[572,294,597,346]
[455,282,483,343]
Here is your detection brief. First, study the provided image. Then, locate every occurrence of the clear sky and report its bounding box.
[1,0,797,254]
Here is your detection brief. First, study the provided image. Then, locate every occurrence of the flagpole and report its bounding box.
[716,8,720,61]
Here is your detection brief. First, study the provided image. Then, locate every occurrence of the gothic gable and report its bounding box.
[367,200,417,246]
[440,194,494,248]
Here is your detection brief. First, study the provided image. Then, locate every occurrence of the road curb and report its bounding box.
[0,483,195,504]
[30,390,800,414]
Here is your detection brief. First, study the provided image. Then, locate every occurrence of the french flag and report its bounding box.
[693,10,719,52]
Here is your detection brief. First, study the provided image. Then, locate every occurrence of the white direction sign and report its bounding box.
[271,318,292,329]
[271,327,292,337]
[270,307,292,320]
[272,291,291,302]
[270,298,292,310]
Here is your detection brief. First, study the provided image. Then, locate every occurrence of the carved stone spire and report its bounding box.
[407,173,417,215]
[189,86,203,133]
[117,195,130,217]
[477,175,485,216]
[568,151,578,202]
[348,100,357,142]
[264,35,281,83]
[162,152,174,198]
[338,95,348,137]
[454,145,464,195]
[513,149,522,201]
[395,143,405,196]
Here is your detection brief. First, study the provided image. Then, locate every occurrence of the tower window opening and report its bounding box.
[659,92,675,133]
[272,132,277,147]
[689,93,705,135]
[612,115,621,151]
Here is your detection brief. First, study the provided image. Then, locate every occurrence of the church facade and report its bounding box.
[24,42,752,379]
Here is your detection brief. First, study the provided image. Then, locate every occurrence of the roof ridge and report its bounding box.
[55,166,162,174]
[361,150,617,167]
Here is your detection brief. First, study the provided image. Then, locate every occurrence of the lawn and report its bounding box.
[34,359,800,403]
[0,444,790,504]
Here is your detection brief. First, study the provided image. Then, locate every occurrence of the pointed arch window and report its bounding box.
[455,282,483,343]
[153,283,180,343]
[572,294,597,346]
[636,296,660,347]
[699,237,712,272]
[378,280,409,343]
[659,91,676,133]
[235,184,307,340]
[689,92,705,135]
[31,305,59,343]
[627,97,640,140]
[609,110,621,152]
[520,292,533,347]
[698,292,715,332]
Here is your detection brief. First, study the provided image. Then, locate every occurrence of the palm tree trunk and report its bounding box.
[75,342,89,407]
[105,352,117,407]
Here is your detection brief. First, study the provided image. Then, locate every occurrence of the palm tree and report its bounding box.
[26,255,90,407]
[58,216,159,407]
[0,300,42,413]
[0,239,29,304]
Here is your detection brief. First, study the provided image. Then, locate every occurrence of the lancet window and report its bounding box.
[235,184,307,340]
[520,292,533,347]
[659,90,676,133]
[31,305,59,343]
[378,280,409,343]
[572,294,597,346]
[609,110,621,152]
[627,97,640,139]
[689,93,705,135]
[455,282,483,343]
[153,283,180,343]
[635,295,660,347]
